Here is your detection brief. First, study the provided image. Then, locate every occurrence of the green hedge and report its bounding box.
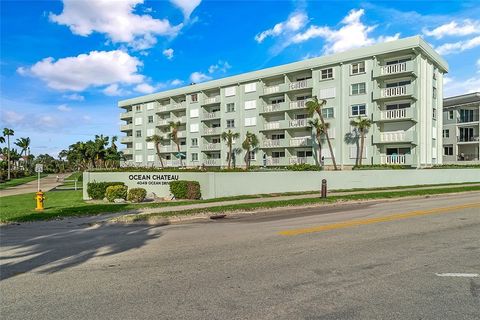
[352,164,412,170]
[87,181,125,199]
[127,188,147,203]
[287,164,322,171]
[170,181,201,200]
[105,185,128,202]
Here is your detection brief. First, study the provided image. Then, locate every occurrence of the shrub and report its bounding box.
[127,188,147,203]
[105,185,128,202]
[352,164,412,170]
[170,180,201,200]
[87,181,125,200]
[287,164,322,171]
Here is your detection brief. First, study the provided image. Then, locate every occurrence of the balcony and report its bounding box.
[289,100,307,110]
[289,137,311,147]
[158,119,170,126]
[156,105,169,113]
[174,116,187,124]
[375,154,413,165]
[261,102,288,114]
[373,61,416,78]
[165,159,182,167]
[203,159,220,166]
[266,157,288,166]
[288,119,309,129]
[120,111,133,119]
[120,124,133,132]
[122,148,133,155]
[160,145,187,153]
[120,136,133,144]
[373,131,416,144]
[203,143,221,151]
[203,96,220,105]
[373,85,415,100]
[287,78,313,91]
[262,139,287,148]
[289,156,314,165]
[203,111,221,120]
[203,127,222,136]
[262,79,313,96]
[263,120,287,131]
[373,108,416,122]
[171,102,186,110]
[457,136,479,143]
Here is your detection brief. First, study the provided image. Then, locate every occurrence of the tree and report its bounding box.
[169,121,183,167]
[305,97,338,170]
[221,130,240,169]
[0,136,5,144]
[146,135,165,168]
[15,137,30,157]
[241,131,258,169]
[308,118,330,166]
[3,128,14,180]
[349,116,372,166]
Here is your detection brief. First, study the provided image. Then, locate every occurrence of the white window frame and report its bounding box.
[244,82,256,93]
[351,83,366,95]
[135,155,143,163]
[135,117,143,125]
[192,153,198,161]
[244,100,257,110]
[190,93,198,103]
[351,61,366,75]
[322,107,334,119]
[190,108,199,118]
[245,117,257,127]
[225,86,236,97]
[147,154,155,162]
[226,119,235,128]
[319,87,336,99]
[135,142,143,150]
[190,123,199,133]
[147,142,154,150]
[320,68,334,80]
[226,103,235,113]
[448,110,454,120]
[350,104,367,117]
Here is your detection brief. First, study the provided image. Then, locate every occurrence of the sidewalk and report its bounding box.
[130,183,480,216]
[0,174,69,198]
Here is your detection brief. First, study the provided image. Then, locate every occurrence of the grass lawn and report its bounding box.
[0,174,48,190]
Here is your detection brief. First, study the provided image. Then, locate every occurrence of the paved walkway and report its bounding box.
[131,182,480,215]
[0,174,69,198]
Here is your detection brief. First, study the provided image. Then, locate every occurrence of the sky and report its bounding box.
[1,0,479,157]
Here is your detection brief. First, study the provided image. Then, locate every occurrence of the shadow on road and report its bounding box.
[0,224,162,281]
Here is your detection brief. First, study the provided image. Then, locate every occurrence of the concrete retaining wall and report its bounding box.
[83,169,480,200]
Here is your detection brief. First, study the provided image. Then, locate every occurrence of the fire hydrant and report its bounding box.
[35,191,45,211]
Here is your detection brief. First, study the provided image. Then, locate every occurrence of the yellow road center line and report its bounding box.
[278,202,480,236]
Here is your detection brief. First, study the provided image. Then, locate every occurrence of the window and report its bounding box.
[244,100,257,110]
[386,103,410,110]
[433,108,437,120]
[442,129,450,138]
[190,108,199,118]
[190,123,199,133]
[191,138,198,147]
[226,103,235,113]
[244,82,256,93]
[147,155,155,162]
[225,86,236,97]
[296,95,311,101]
[146,128,154,136]
[351,83,366,95]
[147,142,154,150]
[135,142,143,150]
[226,119,235,128]
[135,117,143,125]
[191,94,198,103]
[351,104,367,116]
[386,80,410,88]
[136,130,142,138]
[295,114,307,120]
[135,105,141,112]
[448,110,454,120]
[192,153,198,161]
[212,137,221,143]
[351,61,365,74]
[319,87,336,99]
[245,117,256,127]
[148,115,154,123]
[271,133,285,140]
[135,155,143,163]
[322,107,334,118]
[297,150,313,157]
[272,151,285,158]
[248,151,256,161]
[444,146,453,156]
[321,68,333,80]
[146,102,154,110]
[433,87,437,99]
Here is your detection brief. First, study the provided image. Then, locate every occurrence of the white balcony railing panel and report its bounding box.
[381,154,406,165]
[381,62,408,75]
[289,100,306,109]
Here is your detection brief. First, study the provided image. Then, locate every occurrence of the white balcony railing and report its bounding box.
[289,100,306,109]
[264,121,281,130]
[204,143,221,150]
[203,127,221,135]
[380,109,407,120]
[266,157,283,165]
[382,85,408,98]
[204,97,219,105]
[381,62,408,75]
[381,154,406,165]
[264,104,282,113]
[288,80,309,90]
[165,159,182,167]
[289,119,308,128]
[289,156,308,165]
[204,111,220,119]
[379,131,408,142]
[290,137,310,147]
[263,139,283,148]
[204,159,220,166]
[158,119,170,126]
[264,85,280,94]
[157,106,168,112]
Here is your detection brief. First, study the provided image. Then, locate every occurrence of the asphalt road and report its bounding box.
[1,193,479,320]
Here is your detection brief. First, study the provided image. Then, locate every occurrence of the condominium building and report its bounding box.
[119,36,447,168]
[442,92,480,163]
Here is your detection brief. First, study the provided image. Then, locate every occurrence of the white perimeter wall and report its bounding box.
[83,169,480,200]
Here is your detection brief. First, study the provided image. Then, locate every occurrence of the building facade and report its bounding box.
[442,92,480,163]
[119,36,448,168]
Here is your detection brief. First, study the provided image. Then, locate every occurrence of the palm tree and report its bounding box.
[308,118,330,166]
[305,97,338,170]
[169,121,183,167]
[15,137,30,156]
[241,131,259,169]
[350,117,372,166]
[0,136,5,144]
[110,135,118,151]
[3,128,14,180]
[146,135,165,168]
[221,130,240,169]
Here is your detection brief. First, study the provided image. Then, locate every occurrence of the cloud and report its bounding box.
[163,48,174,60]
[444,62,480,97]
[62,93,84,101]
[170,79,183,86]
[57,104,72,112]
[170,0,202,19]
[189,72,211,83]
[255,11,308,43]
[423,19,480,39]
[291,9,400,54]
[49,0,182,50]
[17,50,144,92]
[208,60,231,74]
[1,110,25,125]
[103,84,127,96]
[477,59,480,71]
[134,83,156,94]
[435,36,480,54]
